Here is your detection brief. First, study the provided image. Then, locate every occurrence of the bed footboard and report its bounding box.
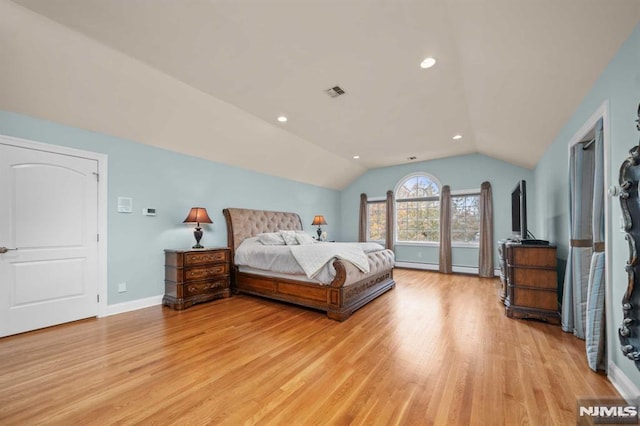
[327,263,395,320]
[234,260,395,321]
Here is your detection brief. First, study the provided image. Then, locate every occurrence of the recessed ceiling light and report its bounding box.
[277,116,288,122]
[452,134,463,140]
[420,57,436,69]
[353,155,360,159]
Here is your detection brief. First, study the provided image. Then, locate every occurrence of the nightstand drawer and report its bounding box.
[184,250,228,266]
[165,262,229,282]
[185,264,228,280]
[185,279,229,297]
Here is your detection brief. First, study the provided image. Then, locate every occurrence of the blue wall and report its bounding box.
[340,154,534,268]
[534,23,640,393]
[0,110,341,305]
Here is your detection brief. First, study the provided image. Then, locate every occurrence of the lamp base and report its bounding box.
[316,226,322,240]
[193,227,204,249]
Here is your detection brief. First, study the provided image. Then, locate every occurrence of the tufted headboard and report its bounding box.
[223,208,303,255]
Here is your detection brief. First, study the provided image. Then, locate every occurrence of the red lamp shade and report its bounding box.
[183,207,213,225]
[183,207,212,249]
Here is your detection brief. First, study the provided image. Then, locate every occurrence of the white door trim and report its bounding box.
[0,134,108,317]
[566,100,611,373]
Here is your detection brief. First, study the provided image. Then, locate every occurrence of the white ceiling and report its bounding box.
[7,0,640,186]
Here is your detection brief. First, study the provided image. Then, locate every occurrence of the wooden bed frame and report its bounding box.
[223,208,396,321]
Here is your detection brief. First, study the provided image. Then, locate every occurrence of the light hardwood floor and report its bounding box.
[0,269,618,425]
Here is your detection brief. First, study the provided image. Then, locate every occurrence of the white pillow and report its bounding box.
[257,232,286,245]
[279,230,299,245]
[295,232,316,245]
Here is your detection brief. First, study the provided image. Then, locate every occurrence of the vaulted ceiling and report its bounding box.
[5,0,640,189]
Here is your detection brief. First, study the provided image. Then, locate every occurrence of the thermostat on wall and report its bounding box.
[142,208,157,216]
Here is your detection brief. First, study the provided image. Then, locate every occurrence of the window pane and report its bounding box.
[451,194,480,244]
[397,175,440,200]
[367,202,386,241]
[395,199,440,242]
[394,173,443,243]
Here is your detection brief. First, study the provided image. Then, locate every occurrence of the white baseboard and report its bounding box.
[102,295,164,317]
[395,261,441,271]
[608,360,640,400]
[395,262,500,276]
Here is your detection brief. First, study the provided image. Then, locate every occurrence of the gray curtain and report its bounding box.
[562,135,595,338]
[386,190,394,250]
[478,181,495,277]
[585,119,606,371]
[358,193,367,242]
[439,185,452,273]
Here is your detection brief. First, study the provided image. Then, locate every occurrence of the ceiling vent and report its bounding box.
[325,85,346,98]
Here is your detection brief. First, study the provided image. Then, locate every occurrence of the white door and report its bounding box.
[0,142,99,337]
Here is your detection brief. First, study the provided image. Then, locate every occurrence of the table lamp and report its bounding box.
[183,207,213,249]
[311,215,327,240]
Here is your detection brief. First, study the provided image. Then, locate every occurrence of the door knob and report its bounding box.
[0,247,18,254]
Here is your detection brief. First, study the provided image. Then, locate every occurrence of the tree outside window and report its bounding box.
[367,201,386,242]
[451,193,480,244]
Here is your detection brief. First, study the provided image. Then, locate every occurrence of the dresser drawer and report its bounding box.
[509,246,557,268]
[184,250,228,266]
[509,268,557,289]
[185,279,229,297]
[513,287,557,311]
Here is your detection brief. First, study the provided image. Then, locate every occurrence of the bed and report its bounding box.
[223,208,396,321]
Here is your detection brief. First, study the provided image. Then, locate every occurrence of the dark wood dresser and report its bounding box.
[504,243,559,324]
[163,247,231,310]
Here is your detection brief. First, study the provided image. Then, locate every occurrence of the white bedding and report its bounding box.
[234,237,385,284]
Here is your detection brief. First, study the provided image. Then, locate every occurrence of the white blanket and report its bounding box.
[289,242,376,279]
[234,238,384,282]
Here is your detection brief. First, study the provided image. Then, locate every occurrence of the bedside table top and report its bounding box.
[165,247,230,253]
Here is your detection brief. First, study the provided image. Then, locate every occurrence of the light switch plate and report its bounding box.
[117,197,133,213]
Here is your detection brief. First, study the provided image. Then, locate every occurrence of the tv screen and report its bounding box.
[511,180,527,240]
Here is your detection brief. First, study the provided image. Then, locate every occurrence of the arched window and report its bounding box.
[395,173,441,242]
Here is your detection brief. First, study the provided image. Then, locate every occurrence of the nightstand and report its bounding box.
[163,247,231,310]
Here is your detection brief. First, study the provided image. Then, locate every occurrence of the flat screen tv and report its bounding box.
[511,180,527,241]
